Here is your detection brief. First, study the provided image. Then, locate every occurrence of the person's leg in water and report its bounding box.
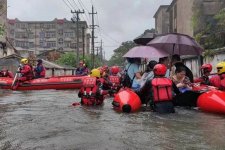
[154,101,175,114]
[173,91,201,107]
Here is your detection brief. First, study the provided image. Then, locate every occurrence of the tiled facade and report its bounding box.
[7,18,90,56]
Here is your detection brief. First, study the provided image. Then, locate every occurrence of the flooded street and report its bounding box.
[0,89,225,150]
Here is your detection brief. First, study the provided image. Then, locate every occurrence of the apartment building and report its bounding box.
[7,18,90,56]
[155,0,225,37]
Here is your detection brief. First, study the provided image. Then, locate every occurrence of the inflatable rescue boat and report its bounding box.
[112,88,141,113]
[112,85,225,115]
[0,75,87,90]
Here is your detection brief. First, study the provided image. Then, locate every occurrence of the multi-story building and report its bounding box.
[155,0,225,37]
[0,0,7,42]
[7,18,90,56]
[154,5,170,34]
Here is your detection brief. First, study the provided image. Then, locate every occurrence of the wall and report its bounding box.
[183,48,225,77]
[176,0,194,36]
[154,6,169,34]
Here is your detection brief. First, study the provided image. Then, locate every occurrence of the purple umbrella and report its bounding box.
[123,46,169,58]
[147,33,203,55]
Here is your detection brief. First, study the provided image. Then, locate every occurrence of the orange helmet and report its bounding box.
[153,64,167,76]
[201,64,212,73]
[111,66,120,74]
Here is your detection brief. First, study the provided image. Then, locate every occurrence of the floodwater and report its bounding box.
[0,89,225,150]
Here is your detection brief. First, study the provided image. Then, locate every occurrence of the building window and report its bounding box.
[10,29,14,35]
[29,42,34,48]
[45,31,56,38]
[64,32,74,38]
[39,41,45,48]
[15,40,30,48]
[58,38,64,45]
[15,32,28,39]
[70,43,77,49]
[46,41,56,48]
[64,41,71,48]
[58,29,63,35]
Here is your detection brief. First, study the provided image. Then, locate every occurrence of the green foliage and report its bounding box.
[191,1,205,34]
[193,8,225,50]
[108,41,136,66]
[0,24,5,37]
[203,49,216,58]
[56,52,102,69]
[56,52,76,67]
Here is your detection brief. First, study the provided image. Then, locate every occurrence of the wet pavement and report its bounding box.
[0,89,225,150]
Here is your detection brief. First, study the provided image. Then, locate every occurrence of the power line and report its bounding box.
[77,0,91,26]
[78,0,89,13]
[71,0,79,9]
[62,0,73,10]
[66,0,76,10]
[100,30,121,44]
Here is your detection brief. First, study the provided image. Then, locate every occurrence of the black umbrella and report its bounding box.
[133,32,156,45]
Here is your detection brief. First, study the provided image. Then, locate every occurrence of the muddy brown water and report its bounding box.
[0,89,225,150]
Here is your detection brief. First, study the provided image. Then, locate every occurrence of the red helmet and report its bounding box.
[201,64,212,72]
[111,66,120,74]
[153,64,167,76]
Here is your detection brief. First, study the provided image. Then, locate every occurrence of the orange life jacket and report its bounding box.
[109,75,120,84]
[80,77,103,105]
[151,78,173,102]
[109,75,120,90]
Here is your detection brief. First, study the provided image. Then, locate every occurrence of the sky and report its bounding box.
[7,0,172,60]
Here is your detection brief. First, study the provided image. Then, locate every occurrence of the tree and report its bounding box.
[108,41,136,66]
[56,52,102,68]
[193,8,225,50]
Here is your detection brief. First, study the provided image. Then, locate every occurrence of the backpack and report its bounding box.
[121,64,135,88]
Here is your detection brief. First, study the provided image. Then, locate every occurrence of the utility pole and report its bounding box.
[89,5,98,68]
[71,9,85,66]
[96,47,99,56]
[100,39,103,62]
[82,26,85,61]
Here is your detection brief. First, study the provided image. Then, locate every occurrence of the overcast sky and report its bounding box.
[7,0,172,59]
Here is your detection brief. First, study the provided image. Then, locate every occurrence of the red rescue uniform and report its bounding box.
[0,70,14,78]
[210,74,225,91]
[78,77,112,105]
[19,64,34,81]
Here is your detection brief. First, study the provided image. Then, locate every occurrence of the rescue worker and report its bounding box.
[0,69,14,78]
[13,58,34,89]
[137,64,180,113]
[34,59,46,78]
[210,62,225,90]
[102,65,110,77]
[109,66,121,94]
[78,68,113,105]
[194,64,212,85]
[98,66,112,90]
[76,61,89,76]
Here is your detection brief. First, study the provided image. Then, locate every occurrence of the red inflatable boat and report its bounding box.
[112,85,225,114]
[197,89,225,114]
[112,88,141,113]
[0,75,87,90]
